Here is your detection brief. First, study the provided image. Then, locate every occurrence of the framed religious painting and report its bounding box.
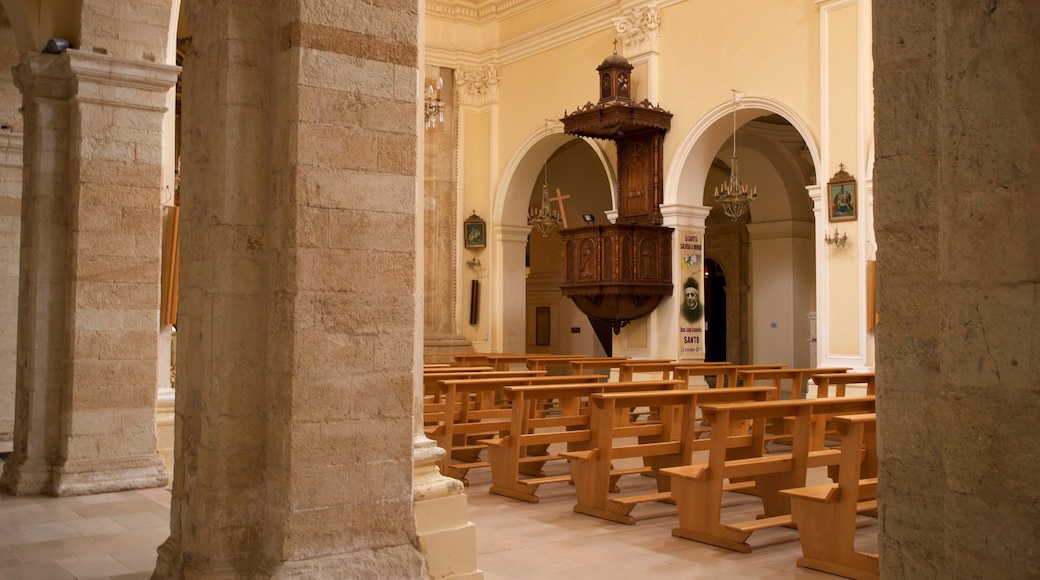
[828,164,857,222]
[463,211,486,249]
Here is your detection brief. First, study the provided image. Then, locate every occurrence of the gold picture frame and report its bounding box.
[464,211,486,248]
[827,164,857,222]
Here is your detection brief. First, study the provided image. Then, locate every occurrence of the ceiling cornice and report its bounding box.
[426,0,687,69]
[425,0,553,25]
[427,0,620,68]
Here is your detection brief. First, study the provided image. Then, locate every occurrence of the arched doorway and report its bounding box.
[704,258,727,363]
[668,98,819,367]
[525,136,614,357]
[703,113,816,366]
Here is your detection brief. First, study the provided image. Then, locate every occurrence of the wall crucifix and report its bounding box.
[548,188,570,228]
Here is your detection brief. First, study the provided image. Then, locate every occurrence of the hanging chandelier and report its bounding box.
[714,91,758,221]
[424,77,445,130]
[528,122,562,237]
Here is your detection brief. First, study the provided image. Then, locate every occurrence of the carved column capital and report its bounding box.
[613,4,660,57]
[456,65,500,108]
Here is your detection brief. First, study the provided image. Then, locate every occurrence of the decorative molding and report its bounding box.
[426,0,551,24]
[613,3,660,57]
[456,65,500,107]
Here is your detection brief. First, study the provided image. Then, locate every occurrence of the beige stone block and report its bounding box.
[282,499,415,560]
[80,158,160,188]
[298,167,413,211]
[65,434,101,459]
[377,132,416,175]
[298,85,363,127]
[199,443,265,488]
[361,96,415,134]
[416,497,479,579]
[69,408,120,435]
[80,136,137,163]
[73,230,141,257]
[300,50,394,99]
[297,123,378,170]
[325,208,413,252]
[75,254,160,284]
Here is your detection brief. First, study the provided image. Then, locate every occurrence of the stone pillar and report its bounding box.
[0,128,20,444]
[874,1,1040,577]
[0,51,174,496]
[0,20,22,445]
[153,2,429,576]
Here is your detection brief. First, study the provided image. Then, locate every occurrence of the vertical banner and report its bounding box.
[678,230,704,360]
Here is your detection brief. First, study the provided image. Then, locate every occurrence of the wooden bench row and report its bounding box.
[782,413,878,579]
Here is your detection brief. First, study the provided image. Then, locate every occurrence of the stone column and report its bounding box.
[0,128,20,444]
[0,51,174,496]
[0,20,22,445]
[875,1,1040,577]
[154,2,429,576]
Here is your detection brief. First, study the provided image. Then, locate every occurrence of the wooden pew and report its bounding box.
[811,372,876,398]
[616,361,679,382]
[485,353,538,370]
[422,369,540,402]
[569,357,630,375]
[661,396,876,552]
[673,363,758,391]
[563,386,777,525]
[452,352,505,367]
[782,413,878,579]
[699,363,788,389]
[430,374,605,482]
[525,354,590,372]
[737,367,851,400]
[482,380,687,503]
[570,357,671,378]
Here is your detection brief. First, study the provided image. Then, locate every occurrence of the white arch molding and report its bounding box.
[665,95,822,208]
[653,96,824,365]
[489,126,618,352]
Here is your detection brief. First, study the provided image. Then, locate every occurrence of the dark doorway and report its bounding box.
[704,259,727,362]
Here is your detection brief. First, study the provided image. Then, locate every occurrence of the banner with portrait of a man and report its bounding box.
[677,230,704,360]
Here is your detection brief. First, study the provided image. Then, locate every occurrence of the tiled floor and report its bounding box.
[0,485,170,580]
[0,452,877,579]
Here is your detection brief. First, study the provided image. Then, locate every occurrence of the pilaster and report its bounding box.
[655,203,709,361]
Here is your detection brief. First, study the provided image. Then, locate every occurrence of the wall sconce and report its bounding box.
[824,228,849,248]
[581,213,596,225]
[466,257,482,270]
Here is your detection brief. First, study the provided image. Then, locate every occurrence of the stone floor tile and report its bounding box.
[0,561,76,580]
[55,554,132,579]
[112,511,168,531]
[110,547,160,573]
[0,547,23,568]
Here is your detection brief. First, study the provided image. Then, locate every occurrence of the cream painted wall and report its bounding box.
[428,0,872,364]
[656,1,820,175]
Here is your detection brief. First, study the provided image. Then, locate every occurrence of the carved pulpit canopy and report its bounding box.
[557,47,674,333]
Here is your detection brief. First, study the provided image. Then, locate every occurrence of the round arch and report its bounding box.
[665,96,821,209]
[488,126,618,352]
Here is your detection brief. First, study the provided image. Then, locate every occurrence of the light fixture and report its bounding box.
[582,213,596,225]
[424,77,445,130]
[466,257,482,270]
[824,228,849,248]
[528,121,563,237]
[714,90,758,221]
